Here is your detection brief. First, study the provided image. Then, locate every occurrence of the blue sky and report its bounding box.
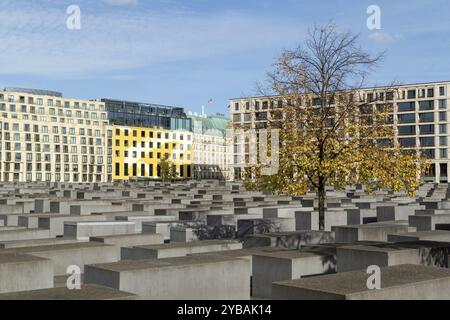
[0,0,449,115]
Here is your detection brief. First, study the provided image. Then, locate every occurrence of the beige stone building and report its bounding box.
[230,81,450,183]
[0,88,112,183]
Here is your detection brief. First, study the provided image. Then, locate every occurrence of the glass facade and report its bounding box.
[103,99,192,131]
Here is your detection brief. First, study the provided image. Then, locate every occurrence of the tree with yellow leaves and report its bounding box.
[245,24,429,230]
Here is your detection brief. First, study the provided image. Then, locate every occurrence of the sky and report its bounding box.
[0,0,450,116]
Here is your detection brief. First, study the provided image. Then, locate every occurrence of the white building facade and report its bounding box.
[190,115,231,180]
[0,88,113,183]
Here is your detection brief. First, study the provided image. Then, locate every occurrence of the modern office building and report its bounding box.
[0,87,113,183]
[104,99,193,181]
[190,114,231,180]
[230,81,450,183]
[112,125,193,181]
[102,99,192,131]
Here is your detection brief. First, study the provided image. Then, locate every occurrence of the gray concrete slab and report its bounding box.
[85,255,251,300]
[272,265,450,300]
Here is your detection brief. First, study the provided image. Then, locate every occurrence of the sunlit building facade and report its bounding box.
[230,81,450,183]
[112,125,193,181]
[0,88,112,183]
[190,114,231,180]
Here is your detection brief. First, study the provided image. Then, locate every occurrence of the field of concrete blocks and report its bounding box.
[1,181,450,300]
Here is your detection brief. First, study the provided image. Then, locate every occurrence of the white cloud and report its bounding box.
[0,2,304,78]
[368,32,403,43]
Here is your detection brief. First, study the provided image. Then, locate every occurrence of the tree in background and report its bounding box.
[160,155,178,182]
[245,24,429,230]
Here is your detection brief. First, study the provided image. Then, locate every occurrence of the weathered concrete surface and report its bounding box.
[85,255,251,300]
[0,284,137,300]
[0,242,119,276]
[0,254,53,294]
[90,233,164,255]
[38,214,108,237]
[336,242,449,272]
[388,231,450,243]
[0,237,83,249]
[244,231,335,249]
[121,240,243,260]
[409,214,450,231]
[64,221,136,240]
[170,226,197,243]
[252,250,336,298]
[332,222,413,243]
[0,228,51,242]
[272,265,450,300]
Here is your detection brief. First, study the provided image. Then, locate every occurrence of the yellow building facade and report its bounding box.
[113,125,193,180]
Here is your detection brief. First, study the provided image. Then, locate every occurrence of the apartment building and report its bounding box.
[190,114,231,180]
[229,81,450,183]
[103,99,193,181]
[0,88,112,183]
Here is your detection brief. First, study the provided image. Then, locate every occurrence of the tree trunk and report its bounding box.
[318,184,326,231]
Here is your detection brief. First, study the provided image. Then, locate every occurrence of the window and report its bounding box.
[440,136,448,146]
[440,124,447,134]
[419,113,434,123]
[439,100,447,109]
[256,112,268,121]
[398,102,415,112]
[440,112,447,122]
[419,125,434,135]
[419,89,426,98]
[440,149,448,159]
[422,149,435,159]
[440,86,446,96]
[399,138,416,147]
[407,90,416,99]
[386,92,394,101]
[427,88,434,98]
[420,137,435,147]
[398,114,416,124]
[441,164,448,177]
[234,103,239,111]
[419,100,434,111]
